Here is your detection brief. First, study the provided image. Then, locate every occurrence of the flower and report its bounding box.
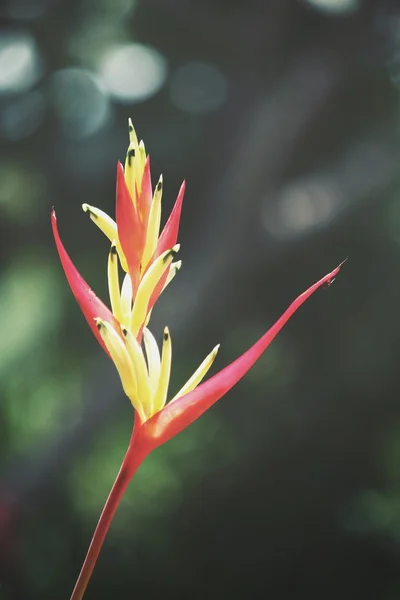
[52,120,344,600]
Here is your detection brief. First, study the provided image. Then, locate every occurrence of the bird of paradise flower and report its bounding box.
[52,120,344,600]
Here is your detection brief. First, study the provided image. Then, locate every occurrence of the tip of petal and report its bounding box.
[163,326,169,340]
[172,243,180,253]
[82,203,89,213]
[213,344,220,355]
[327,258,347,282]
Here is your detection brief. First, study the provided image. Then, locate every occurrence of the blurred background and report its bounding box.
[0,0,400,598]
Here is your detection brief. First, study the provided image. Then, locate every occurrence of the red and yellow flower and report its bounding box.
[52,120,344,600]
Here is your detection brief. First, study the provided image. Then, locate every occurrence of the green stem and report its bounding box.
[69,434,147,600]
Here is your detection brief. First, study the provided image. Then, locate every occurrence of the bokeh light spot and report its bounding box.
[0,259,62,380]
[0,32,43,94]
[304,0,359,14]
[50,67,110,138]
[68,22,126,68]
[263,181,337,240]
[98,43,167,103]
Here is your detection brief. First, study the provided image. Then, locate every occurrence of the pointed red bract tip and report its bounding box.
[153,180,186,262]
[51,210,119,358]
[142,261,346,447]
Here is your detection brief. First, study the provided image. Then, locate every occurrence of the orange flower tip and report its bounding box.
[163,327,169,341]
[156,177,163,192]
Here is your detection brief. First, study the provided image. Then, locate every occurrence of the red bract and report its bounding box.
[153,180,186,262]
[138,156,153,227]
[51,210,119,358]
[141,261,345,448]
[115,162,143,295]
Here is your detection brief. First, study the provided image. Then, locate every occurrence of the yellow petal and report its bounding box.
[141,174,163,269]
[82,203,128,272]
[124,142,137,204]
[143,327,161,398]
[130,245,180,335]
[95,318,144,419]
[138,140,146,175]
[163,260,182,291]
[107,241,121,321]
[170,344,220,402]
[122,327,152,416]
[128,118,139,148]
[120,273,132,324]
[152,326,172,413]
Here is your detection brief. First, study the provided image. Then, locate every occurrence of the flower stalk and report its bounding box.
[70,420,149,600]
